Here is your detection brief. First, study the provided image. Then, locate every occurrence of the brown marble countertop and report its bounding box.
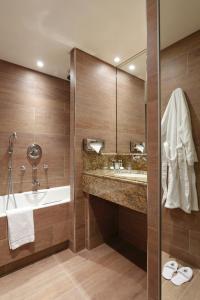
[83,169,147,186]
[82,169,147,214]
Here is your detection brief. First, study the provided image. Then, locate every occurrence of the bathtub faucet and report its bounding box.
[32,179,40,191]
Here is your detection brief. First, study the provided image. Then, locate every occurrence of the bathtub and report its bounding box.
[0,185,71,274]
[0,185,70,217]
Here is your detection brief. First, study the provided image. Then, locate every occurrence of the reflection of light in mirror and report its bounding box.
[36,60,44,68]
[129,64,135,70]
[114,56,120,63]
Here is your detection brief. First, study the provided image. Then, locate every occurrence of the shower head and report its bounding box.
[9,132,17,142]
[8,132,17,154]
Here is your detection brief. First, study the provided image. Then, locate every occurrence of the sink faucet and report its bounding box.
[111,160,124,171]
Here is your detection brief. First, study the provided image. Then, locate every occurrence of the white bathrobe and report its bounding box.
[161,88,199,213]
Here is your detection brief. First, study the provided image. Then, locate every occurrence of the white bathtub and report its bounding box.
[0,186,70,217]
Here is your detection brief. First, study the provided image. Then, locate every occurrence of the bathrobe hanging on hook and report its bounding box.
[161,88,199,214]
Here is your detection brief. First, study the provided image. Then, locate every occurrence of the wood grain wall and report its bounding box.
[85,195,118,250]
[85,194,147,254]
[0,60,70,194]
[117,69,145,153]
[161,30,200,267]
[70,49,117,252]
[118,207,147,253]
[146,0,160,299]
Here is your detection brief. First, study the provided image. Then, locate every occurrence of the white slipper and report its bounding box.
[171,267,193,286]
[162,261,178,280]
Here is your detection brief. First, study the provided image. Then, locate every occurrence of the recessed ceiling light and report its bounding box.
[37,60,44,68]
[114,56,120,63]
[129,64,135,70]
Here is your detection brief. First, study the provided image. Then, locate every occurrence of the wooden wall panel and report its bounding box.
[146,0,160,299]
[85,195,118,250]
[161,30,200,267]
[70,49,117,252]
[117,69,145,153]
[118,207,147,252]
[0,60,70,194]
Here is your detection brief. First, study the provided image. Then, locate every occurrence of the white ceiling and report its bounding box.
[1,0,199,81]
[160,0,200,49]
[0,0,147,80]
[121,0,200,80]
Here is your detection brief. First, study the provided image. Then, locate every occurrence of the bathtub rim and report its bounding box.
[0,185,71,218]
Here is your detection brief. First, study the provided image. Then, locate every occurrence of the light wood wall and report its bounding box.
[161,30,200,267]
[0,60,70,194]
[118,207,147,252]
[70,49,117,251]
[70,49,147,253]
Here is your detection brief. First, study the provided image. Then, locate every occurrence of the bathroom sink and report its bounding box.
[112,171,147,181]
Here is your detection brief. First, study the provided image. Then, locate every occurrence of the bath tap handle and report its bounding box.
[32,179,40,186]
[43,164,48,170]
[20,165,26,171]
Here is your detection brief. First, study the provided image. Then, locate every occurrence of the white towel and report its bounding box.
[161,88,199,213]
[6,207,35,250]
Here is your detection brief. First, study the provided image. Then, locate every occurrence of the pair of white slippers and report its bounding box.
[162,261,193,286]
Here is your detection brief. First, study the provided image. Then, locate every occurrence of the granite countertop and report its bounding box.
[83,169,147,186]
[82,169,147,213]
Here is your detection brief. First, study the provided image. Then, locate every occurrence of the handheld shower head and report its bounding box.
[9,132,17,140]
[8,132,17,154]
[13,132,17,139]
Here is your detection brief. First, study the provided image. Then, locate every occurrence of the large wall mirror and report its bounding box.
[116,51,146,153]
[160,1,200,299]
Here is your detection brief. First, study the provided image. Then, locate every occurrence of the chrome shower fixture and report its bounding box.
[6,132,17,210]
[8,132,17,154]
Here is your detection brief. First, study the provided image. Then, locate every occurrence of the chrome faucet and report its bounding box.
[32,179,40,190]
[111,159,124,171]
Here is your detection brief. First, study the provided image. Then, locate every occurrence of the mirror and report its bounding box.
[160,1,200,299]
[116,51,146,153]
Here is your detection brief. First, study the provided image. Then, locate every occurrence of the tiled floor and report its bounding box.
[162,252,200,300]
[0,244,147,300]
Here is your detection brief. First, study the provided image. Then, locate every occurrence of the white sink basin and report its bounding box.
[112,171,147,181]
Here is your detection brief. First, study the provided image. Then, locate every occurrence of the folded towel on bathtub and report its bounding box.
[6,207,35,250]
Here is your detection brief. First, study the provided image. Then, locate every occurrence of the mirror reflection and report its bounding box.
[117,51,146,153]
[160,1,200,299]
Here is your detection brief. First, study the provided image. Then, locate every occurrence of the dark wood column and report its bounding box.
[146,0,161,299]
